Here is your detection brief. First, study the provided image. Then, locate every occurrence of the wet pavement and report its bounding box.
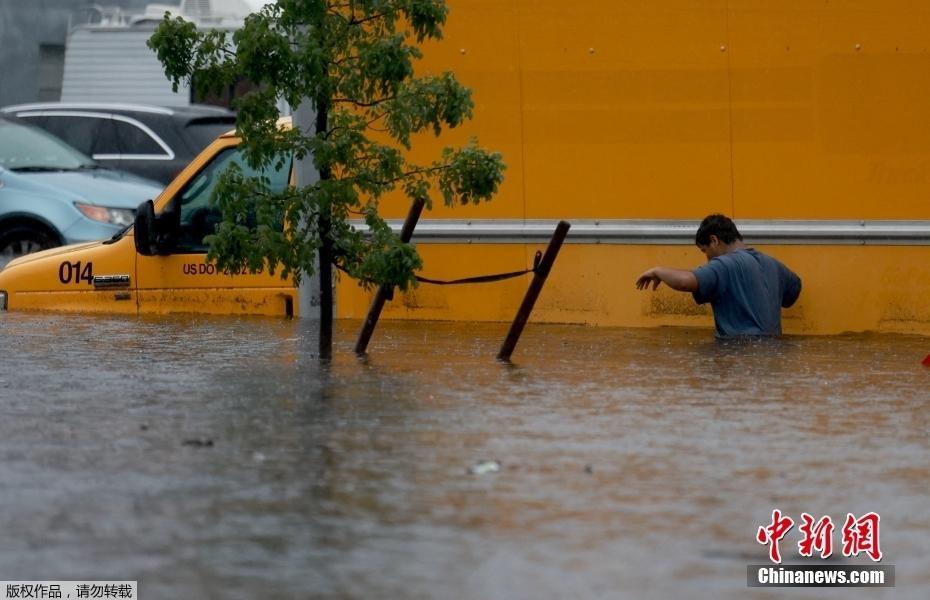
[0,312,927,599]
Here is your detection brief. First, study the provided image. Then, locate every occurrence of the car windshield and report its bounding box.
[0,118,96,171]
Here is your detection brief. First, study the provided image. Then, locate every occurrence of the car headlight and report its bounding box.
[0,291,7,311]
[74,202,135,227]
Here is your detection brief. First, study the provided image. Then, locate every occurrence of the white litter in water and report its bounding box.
[468,460,501,475]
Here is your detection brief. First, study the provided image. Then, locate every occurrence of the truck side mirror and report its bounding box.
[134,199,157,256]
[153,197,179,255]
[134,198,179,256]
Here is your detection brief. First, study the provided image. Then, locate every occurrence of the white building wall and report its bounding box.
[61,28,190,106]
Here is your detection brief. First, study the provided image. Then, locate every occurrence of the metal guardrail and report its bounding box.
[348,219,930,245]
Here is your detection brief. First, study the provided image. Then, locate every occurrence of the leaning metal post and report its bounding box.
[353,198,427,355]
[497,220,571,361]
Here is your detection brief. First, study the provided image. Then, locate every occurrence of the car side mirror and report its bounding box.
[134,199,157,256]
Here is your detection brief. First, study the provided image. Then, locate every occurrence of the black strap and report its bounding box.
[336,251,543,286]
[415,250,543,285]
[415,269,529,285]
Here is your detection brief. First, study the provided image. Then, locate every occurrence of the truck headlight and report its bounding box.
[74,202,135,227]
[0,291,7,311]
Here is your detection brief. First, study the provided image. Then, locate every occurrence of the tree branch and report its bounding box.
[331,54,360,66]
[332,95,396,107]
[350,13,387,26]
[344,163,451,187]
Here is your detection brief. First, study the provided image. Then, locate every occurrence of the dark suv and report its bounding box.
[0,103,236,185]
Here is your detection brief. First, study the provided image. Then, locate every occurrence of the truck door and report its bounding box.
[135,145,296,316]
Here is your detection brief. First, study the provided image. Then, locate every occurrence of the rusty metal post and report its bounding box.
[497,220,571,361]
[354,198,426,355]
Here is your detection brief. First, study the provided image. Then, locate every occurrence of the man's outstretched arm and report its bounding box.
[635,267,699,292]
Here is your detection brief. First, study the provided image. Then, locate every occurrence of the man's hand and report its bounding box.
[634,266,699,293]
[636,268,662,290]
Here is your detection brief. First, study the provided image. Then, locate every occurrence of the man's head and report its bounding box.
[695,214,743,260]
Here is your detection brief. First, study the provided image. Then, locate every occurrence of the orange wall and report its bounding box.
[340,1,930,334]
[339,243,930,335]
[374,0,930,221]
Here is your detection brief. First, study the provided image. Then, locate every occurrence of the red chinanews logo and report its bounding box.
[757,510,882,564]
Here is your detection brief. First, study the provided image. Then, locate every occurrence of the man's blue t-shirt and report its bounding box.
[692,248,801,337]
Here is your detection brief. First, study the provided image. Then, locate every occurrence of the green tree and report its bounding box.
[147,0,505,358]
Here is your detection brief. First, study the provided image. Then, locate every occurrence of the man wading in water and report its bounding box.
[635,214,802,337]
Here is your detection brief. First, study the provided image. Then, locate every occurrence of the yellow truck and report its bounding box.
[0,130,297,317]
[3,0,930,335]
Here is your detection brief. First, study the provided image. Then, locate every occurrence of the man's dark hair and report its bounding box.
[695,213,743,246]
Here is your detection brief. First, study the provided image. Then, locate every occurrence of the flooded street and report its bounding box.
[0,313,927,599]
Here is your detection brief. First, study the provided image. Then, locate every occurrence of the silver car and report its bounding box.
[0,116,163,267]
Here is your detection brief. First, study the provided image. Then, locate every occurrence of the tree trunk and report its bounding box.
[315,100,333,360]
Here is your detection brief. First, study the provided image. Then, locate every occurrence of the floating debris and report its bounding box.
[584,464,594,474]
[182,439,214,448]
[468,460,501,475]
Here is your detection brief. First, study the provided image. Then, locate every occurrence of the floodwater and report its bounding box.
[0,312,927,600]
